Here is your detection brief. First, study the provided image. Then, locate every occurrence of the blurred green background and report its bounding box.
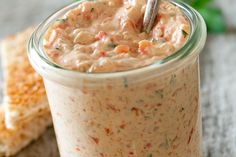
[179,0,226,33]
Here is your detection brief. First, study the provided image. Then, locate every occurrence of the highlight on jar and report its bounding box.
[28,0,207,156]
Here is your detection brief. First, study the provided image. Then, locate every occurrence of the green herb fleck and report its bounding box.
[155,89,164,99]
[159,135,169,148]
[169,13,176,17]
[136,99,144,103]
[177,0,225,33]
[118,149,124,157]
[90,7,94,12]
[152,108,158,117]
[144,115,151,120]
[55,47,60,50]
[170,74,177,85]
[151,38,158,43]
[108,43,117,48]
[179,107,185,112]
[164,135,169,147]
[123,78,128,88]
[181,29,188,38]
[56,16,68,23]
[147,154,153,157]
[160,38,167,43]
[153,126,159,131]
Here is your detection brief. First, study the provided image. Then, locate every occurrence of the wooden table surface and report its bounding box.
[1,0,236,157]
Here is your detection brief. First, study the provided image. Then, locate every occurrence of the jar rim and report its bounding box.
[28,0,206,81]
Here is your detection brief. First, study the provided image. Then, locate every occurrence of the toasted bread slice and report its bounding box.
[0,105,52,157]
[0,28,50,129]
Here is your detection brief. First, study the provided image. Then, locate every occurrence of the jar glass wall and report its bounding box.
[28,1,207,157]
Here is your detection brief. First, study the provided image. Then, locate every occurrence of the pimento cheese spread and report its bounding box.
[40,1,203,157]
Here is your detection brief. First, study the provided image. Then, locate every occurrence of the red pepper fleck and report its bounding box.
[92,92,96,96]
[104,128,111,135]
[90,106,95,112]
[172,144,179,150]
[140,49,148,55]
[130,20,136,29]
[96,31,107,40]
[145,83,157,90]
[82,13,91,20]
[57,23,68,29]
[119,124,126,129]
[131,107,140,116]
[195,96,198,102]
[90,136,99,144]
[75,147,80,151]
[135,18,142,28]
[129,88,134,91]
[187,128,194,144]
[172,88,182,97]
[48,51,59,58]
[100,51,107,57]
[194,104,198,113]
[69,96,75,102]
[144,143,152,149]
[107,85,113,90]
[107,104,120,112]
[160,26,165,38]
[82,89,88,94]
[100,153,105,157]
[172,135,178,144]
[129,151,134,155]
[156,14,161,22]
[110,37,114,42]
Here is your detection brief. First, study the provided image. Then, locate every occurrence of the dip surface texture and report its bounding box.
[43,0,190,73]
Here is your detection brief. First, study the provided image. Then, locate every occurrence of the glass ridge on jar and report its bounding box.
[28,1,207,157]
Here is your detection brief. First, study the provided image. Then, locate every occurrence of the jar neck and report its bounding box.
[28,0,207,87]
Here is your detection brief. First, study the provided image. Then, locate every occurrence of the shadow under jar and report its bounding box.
[28,0,207,157]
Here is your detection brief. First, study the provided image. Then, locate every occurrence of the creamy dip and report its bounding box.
[44,59,202,157]
[43,0,190,72]
[39,0,203,157]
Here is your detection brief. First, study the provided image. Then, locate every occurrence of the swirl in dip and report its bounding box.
[43,0,190,73]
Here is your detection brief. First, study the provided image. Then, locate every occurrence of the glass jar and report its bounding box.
[28,1,207,157]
